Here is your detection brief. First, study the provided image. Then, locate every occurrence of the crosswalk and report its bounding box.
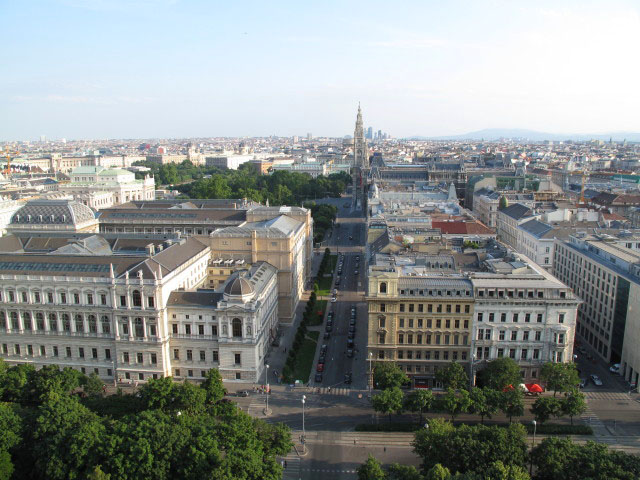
[581,403,605,430]
[280,454,301,480]
[314,387,352,396]
[585,391,632,401]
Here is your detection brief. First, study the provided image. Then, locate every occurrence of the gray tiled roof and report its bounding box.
[501,203,532,220]
[519,219,553,238]
[11,200,95,225]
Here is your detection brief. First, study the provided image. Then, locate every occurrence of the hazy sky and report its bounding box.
[1,0,639,140]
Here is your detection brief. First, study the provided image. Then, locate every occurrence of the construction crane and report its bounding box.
[2,146,19,176]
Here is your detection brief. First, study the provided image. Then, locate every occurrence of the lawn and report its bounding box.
[307,300,327,326]
[316,275,333,296]
[291,334,319,383]
[327,254,338,272]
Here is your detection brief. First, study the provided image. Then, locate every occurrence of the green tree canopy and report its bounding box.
[435,363,469,391]
[201,368,226,405]
[476,358,521,391]
[374,363,409,390]
[468,387,500,424]
[372,387,405,422]
[499,389,525,423]
[540,362,580,396]
[413,419,528,476]
[436,388,472,422]
[357,455,386,480]
[530,397,561,424]
[404,389,435,423]
[560,391,587,425]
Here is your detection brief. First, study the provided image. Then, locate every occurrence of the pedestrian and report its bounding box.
[284,460,288,468]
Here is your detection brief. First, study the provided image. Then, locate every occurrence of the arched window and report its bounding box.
[132,290,142,307]
[36,313,44,330]
[75,314,84,332]
[22,312,31,330]
[62,314,70,331]
[88,315,97,333]
[379,282,387,294]
[49,313,58,331]
[101,316,111,334]
[232,318,242,338]
[10,312,19,330]
[134,317,144,337]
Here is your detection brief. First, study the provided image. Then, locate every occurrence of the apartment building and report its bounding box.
[470,256,580,382]
[367,261,474,388]
[554,234,640,386]
[473,189,534,229]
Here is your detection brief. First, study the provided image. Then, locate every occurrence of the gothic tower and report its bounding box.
[353,103,368,168]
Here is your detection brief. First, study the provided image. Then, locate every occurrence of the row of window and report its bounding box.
[2,343,112,360]
[392,318,470,329]
[477,312,561,323]
[394,333,469,346]
[0,312,157,338]
[171,349,222,363]
[171,319,249,337]
[477,329,553,342]
[475,346,544,361]
[0,290,155,308]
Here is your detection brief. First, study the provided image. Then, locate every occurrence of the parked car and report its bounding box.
[344,373,353,384]
[316,363,324,373]
[349,236,353,240]
[590,374,603,386]
[610,363,621,374]
[331,297,337,303]
[333,289,338,295]
[347,349,354,358]
[347,339,354,348]
[321,344,328,354]
[347,333,355,341]
[354,270,359,275]
[319,354,326,364]
[315,373,323,383]
[325,324,332,332]
[349,318,356,326]
[355,256,360,261]
[335,279,340,286]
[348,325,356,334]
[579,378,587,389]
[323,332,331,339]
[237,390,250,397]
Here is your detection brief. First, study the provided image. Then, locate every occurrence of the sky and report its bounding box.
[1,0,639,140]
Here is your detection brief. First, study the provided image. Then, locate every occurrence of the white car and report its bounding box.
[590,374,603,386]
[610,363,621,374]
[331,297,337,303]
[333,289,338,295]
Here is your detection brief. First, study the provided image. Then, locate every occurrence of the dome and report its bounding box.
[11,199,95,226]
[224,276,255,298]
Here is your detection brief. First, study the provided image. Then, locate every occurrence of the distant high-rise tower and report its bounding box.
[366,126,373,140]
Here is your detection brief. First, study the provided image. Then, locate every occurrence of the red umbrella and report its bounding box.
[526,383,544,393]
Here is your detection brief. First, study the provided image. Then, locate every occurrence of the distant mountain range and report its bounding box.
[407,128,640,142]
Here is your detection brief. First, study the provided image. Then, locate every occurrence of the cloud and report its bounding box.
[8,94,157,105]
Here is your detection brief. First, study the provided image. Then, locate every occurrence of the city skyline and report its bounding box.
[1,0,639,140]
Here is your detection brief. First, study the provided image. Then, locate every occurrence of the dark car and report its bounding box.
[338,269,343,275]
[323,331,331,339]
[347,339,354,348]
[335,279,340,286]
[236,390,250,397]
[319,354,326,364]
[348,325,356,334]
[347,332,355,341]
[344,373,353,384]
[347,349,354,358]
[316,363,324,373]
[349,236,353,240]
[321,344,328,354]
[315,373,323,383]
[325,324,332,332]
[349,318,356,326]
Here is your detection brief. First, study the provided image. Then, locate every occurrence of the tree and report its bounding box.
[469,387,500,424]
[387,463,423,480]
[424,464,452,480]
[499,196,508,210]
[173,381,206,414]
[482,461,530,480]
[531,437,640,480]
[0,363,34,402]
[404,389,434,424]
[374,363,409,390]
[560,391,587,425]
[201,368,226,404]
[540,362,580,397]
[84,372,105,397]
[86,466,111,480]
[372,387,404,422]
[435,362,469,391]
[139,376,176,411]
[253,420,292,457]
[530,397,561,424]
[499,388,524,423]
[436,388,472,422]
[357,455,386,480]
[477,358,521,391]
[413,419,528,476]
[32,393,106,480]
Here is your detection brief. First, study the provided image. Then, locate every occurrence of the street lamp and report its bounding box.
[264,364,270,416]
[368,352,373,397]
[112,358,117,387]
[469,354,478,390]
[301,395,306,453]
[530,420,537,475]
